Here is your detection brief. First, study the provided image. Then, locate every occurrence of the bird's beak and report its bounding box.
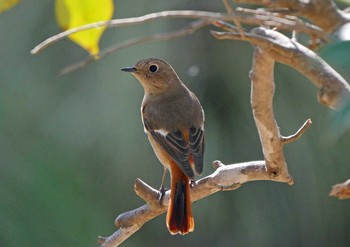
[121,67,137,72]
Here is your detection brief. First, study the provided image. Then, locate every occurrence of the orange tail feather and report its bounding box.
[166,163,194,235]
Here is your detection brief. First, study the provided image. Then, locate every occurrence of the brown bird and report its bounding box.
[121,58,205,235]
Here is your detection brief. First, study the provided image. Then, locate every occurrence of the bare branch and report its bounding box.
[211,27,350,108]
[234,0,350,33]
[30,11,222,55]
[223,0,234,14]
[222,0,245,37]
[31,10,326,55]
[249,44,292,178]
[60,19,211,75]
[234,7,329,42]
[99,160,297,247]
[281,119,312,144]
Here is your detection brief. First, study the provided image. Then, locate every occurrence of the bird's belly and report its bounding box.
[147,133,171,170]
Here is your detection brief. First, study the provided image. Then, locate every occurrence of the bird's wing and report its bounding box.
[189,126,204,175]
[143,118,194,178]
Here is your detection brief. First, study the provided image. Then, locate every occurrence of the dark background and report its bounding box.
[1,1,349,246]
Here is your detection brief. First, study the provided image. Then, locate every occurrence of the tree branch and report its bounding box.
[249,44,291,178]
[211,27,350,108]
[60,19,211,75]
[234,0,350,33]
[281,119,312,144]
[99,159,301,247]
[31,10,326,56]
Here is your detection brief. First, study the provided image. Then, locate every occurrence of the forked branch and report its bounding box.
[31,10,325,55]
[99,159,304,247]
[212,27,350,108]
[234,0,350,33]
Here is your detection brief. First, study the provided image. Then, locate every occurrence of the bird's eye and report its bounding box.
[149,64,158,73]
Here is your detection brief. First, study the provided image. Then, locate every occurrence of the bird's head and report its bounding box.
[121,58,180,95]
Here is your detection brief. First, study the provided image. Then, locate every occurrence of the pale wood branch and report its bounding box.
[99,160,298,247]
[60,19,211,75]
[31,10,326,56]
[211,27,350,108]
[281,119,312,144]
[30,8,331,75]
[249,41,294,179]
[234,0,350,33]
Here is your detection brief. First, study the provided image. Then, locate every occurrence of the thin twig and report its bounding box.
[31,11,224,55]
[222,0,245,36]
[212,20,239,32]
[234,0,350,33]
[223,0,234,14]
[60,19,211,74]
[31,10,327,55]
[281,119,313,144]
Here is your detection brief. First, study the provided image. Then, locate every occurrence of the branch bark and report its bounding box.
[31,10,325,55]
[249,44,290,177]
[234,0,350,33]
[211,27,350,108]
[99,160,301,247]
[60,19,211,75]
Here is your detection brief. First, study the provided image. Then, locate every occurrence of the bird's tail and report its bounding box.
[166,162,194,235]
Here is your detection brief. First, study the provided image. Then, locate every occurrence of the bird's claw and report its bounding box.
[190,180,196,188]
[158,186,168,206]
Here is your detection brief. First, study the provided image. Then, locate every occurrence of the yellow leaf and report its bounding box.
[55,0,114,57]
[0,0,21,13]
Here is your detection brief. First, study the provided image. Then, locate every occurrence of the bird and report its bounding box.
[121,58,205,235]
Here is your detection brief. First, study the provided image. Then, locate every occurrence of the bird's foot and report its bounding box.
[158,186,168,206]
[190,180,196,188]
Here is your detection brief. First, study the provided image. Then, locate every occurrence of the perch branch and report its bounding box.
[99,159,303,247]
[211,27,350,108]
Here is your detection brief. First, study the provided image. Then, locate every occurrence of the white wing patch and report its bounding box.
[154,128,169,137]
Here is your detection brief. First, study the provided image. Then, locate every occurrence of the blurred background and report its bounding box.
[1,1,349,247]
